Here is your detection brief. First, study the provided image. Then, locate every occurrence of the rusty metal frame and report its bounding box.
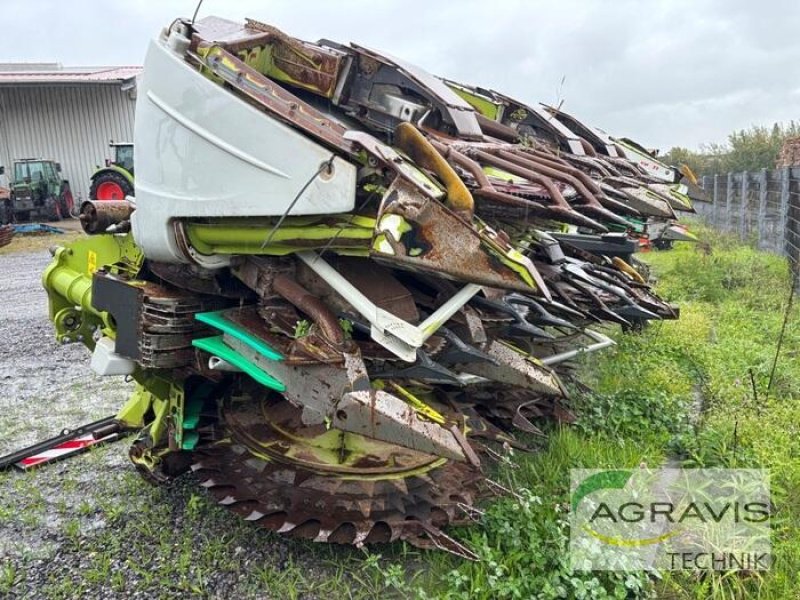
[455,328,615,389]
[188,45,356,156]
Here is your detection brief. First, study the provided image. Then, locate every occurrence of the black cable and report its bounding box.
[260,155,336,250]
[191,0,205,25]
[766,264,797,397]
[315,190,380,261]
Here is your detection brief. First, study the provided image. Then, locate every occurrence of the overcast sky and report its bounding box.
[2,0,798,151]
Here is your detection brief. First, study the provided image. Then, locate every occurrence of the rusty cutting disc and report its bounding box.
[191,393,483,553]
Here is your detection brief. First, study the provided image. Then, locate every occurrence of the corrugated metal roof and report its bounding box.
[0,64,142,84]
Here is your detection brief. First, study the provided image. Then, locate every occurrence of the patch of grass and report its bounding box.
[33,468,364,599]
[413,429,660,600]
[0,562,22,595]
[636,230,800,599]
[0,229,82,255]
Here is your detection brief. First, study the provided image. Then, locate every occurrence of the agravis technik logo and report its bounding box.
[570,468,771,571]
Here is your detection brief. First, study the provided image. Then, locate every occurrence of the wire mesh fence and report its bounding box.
[697,167,800,279]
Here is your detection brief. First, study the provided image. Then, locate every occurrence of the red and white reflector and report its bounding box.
[15,433,118,470]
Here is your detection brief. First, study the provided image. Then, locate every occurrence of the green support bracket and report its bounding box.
[180,391,205,450]
[181,431,200,451]
[192,336,285,392]
[195,310,283,360]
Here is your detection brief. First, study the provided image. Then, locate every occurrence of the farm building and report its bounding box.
[0,63,141,203]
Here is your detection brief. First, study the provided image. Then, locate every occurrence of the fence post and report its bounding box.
[781,167,790,257]
[740,171,749,240]
[701,175,710,222]
[758,169,767,250]
[787,169,800,286]
[726,172,734,231]
[713,174,720,226]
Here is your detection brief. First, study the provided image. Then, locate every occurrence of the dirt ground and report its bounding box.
[0,246,130,454]
[0,242,353,599]
[0,246,132,591]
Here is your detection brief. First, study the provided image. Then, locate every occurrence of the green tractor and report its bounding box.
[2,159,73,223]
[89,142,134,200]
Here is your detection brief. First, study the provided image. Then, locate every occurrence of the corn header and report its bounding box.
[43,16,696,557]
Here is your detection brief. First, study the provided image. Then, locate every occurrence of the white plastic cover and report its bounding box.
[132,32,357,262]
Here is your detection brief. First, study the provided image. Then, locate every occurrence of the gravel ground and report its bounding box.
[0,247,378,599]
[0,249,131,455]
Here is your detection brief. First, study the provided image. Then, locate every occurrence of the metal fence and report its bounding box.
[697,168,800,272]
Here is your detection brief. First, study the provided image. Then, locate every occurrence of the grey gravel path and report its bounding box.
[0,249,365,599]
[0,249,131,454]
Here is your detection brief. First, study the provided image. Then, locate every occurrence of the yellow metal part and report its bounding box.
[612,257,646,284]
[394,122,474,218]
[197,30,339,99]
[241,18,340,98]
[382,381,446,425]
[41,233,143,346]
[117,376,185,447]
[372,214,413,255]
[483,165,527,184]
[116,385,155,429]
[679,164,699,186]
[476,218,550,300]
[668,188,693,211]
[447,83,502,120]
[185,215,376,256]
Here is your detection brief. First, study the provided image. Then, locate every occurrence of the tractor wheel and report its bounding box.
[653,239,674,251]
[59,182,75,217]
[90,171,133,201]
[44,197,62,222]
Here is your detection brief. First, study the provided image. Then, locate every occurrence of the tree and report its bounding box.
[661,146,706,175]
[724,123,788,171]
[686,121,800,175]
[662,121,800,175]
